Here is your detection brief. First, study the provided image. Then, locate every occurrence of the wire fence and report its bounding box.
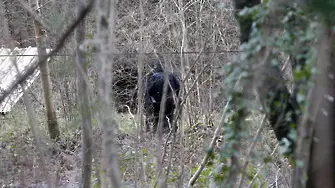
[0,50,242,57]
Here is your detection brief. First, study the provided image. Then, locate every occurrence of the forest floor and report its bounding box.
[0,112,216,187]
[0,112,291,187]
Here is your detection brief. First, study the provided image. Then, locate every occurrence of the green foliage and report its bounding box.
[166,168,179,184]
[119,147,156,186]
[215,0,327,186]
[307,0,335,24]
[190,166,212,187]
[91,166,102,188]
[246,164,266,185]
[211,163,228,185]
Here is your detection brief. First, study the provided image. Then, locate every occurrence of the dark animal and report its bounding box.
[143,59,180,133]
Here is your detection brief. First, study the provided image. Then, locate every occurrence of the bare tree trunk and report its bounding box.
[28,0,60,140]
[310,29,335,187]
[64,79,73,121]
[293,25,335,188]
[96,0,122,187]
[176,1,188,186]
[135,0,148,186]
[155,69,170,188]
[75,0,93,187]
[177,0,193,126]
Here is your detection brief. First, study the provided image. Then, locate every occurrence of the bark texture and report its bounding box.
[76,0,93,187]
[29,0,60,140]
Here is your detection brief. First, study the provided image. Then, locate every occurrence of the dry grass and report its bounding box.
[0,98,291,187]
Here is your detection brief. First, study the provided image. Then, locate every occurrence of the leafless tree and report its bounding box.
[135,0,148,187]
[293,23,335,188]
[28,0,60,140]
[75,0,93,187]
[96,0,122,187]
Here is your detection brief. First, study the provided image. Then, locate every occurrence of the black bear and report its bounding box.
[143,56,180,133]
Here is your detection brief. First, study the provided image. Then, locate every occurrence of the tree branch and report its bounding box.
[16,0,54,35]
[188,76,241,186]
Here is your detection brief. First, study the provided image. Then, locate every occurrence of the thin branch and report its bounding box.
[237,115,267,188]
[247,143,279,188]
[281,55,291,72]
[155,70,170,188]
[275,168,280,188]
[16,0,54,35]
[188,100,231,187]
[188,76,242,186]
[154,122,173,188]
[76,0,93,187]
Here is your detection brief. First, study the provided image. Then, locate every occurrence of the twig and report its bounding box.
[165,126,176,181]
[247,143,279,188]
[281,55,291,72]
[166,96,183,182]
[187,74,242,186]
[237,115,267,188]
[154,121,173,188]
[181,32,215,83]
[16,0,54,35]
[135,0,148,186]
[275,168,280,188]
[0,0,95,104]
[125,105,137,127]
[154,71,170,188]
[171,55,215,126]
[188,100,230,187]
